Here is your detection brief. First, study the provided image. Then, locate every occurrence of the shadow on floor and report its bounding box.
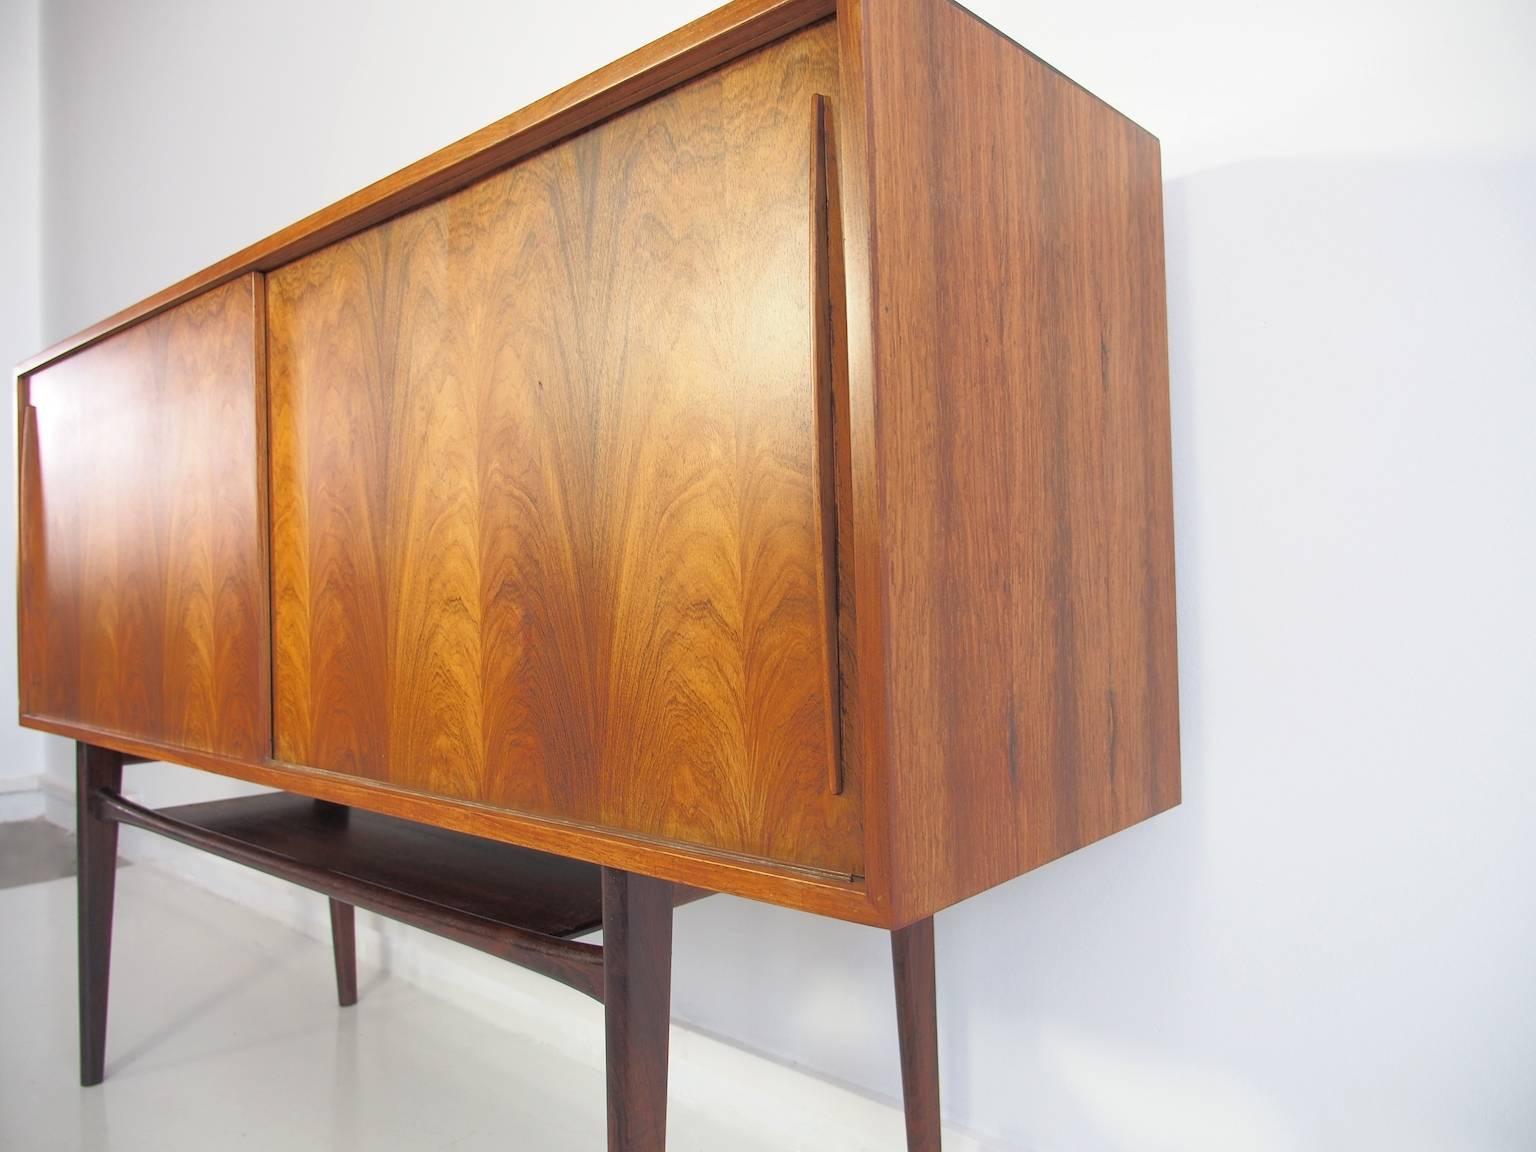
[0,818,118,889]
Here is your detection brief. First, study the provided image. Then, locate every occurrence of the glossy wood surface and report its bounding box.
[20,0,1181,931]
[267,21,862,877]
[861,0,1180,920]
[19,275,268,761]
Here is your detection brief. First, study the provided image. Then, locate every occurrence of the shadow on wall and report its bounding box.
[671,155,1536,1152]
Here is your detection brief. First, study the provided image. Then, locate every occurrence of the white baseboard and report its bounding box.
[39,770,76,829]
[0,775,44,822]
[123,835,991,1150]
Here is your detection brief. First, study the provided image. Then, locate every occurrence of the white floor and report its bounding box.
[0,864,962,1151]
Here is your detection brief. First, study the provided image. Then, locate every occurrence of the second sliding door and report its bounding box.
[266,21,861,875]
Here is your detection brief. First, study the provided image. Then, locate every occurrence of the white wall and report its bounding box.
[0,0,48,817]
[18,1,1536,1149]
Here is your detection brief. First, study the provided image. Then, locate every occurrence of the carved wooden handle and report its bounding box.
[810,94,848,796]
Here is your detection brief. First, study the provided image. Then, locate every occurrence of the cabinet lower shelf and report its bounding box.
[75,741,943,1149]
[92,788,706,1001]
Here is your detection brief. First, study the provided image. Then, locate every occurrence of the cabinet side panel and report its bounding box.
[19,275,268,761]
[864,0,1180,920]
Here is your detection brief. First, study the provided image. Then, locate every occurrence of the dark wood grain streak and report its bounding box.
[861,0,1181,921]
[19,0,1180,933]
[19,275,268,762]
[268,21,861,876]
[809,91,850,797]
[603,869,675,1152]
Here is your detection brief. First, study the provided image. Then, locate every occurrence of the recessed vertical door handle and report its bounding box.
[18,400,38,571]
[810,94,850,796]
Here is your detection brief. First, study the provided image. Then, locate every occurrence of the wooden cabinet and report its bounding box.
[16,0,1179,930]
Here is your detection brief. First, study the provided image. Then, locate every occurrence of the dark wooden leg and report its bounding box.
[602,868,674,1152]
[76,742,124,1087]
[328,898,358,1007]
[892,916,942,1152]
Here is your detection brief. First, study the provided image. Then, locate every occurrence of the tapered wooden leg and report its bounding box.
[892,917,941,1152]
[329,898,358,1007]
[602,869,674,1152]
[76,742,124,1087]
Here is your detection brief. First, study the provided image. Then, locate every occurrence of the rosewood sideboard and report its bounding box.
[15,0,1180,1147]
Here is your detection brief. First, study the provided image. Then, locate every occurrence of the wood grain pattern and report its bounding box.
[268,22,862,876]
[19,0,1181,931]
[861,0,1181,921]
[19,275,268,762]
